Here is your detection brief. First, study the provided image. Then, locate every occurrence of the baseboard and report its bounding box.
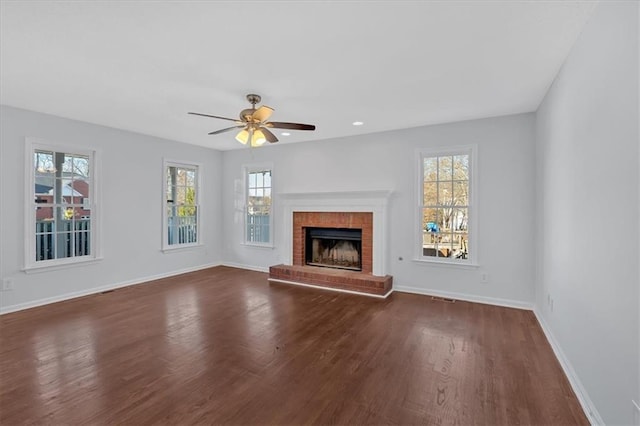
[268,277,393,299]
[394,284,534,310]
[533,308,604,425]
[0,261,223,315]
[221,262,269,273]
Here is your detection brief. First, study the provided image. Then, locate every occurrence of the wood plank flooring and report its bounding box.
[0,266,588,425]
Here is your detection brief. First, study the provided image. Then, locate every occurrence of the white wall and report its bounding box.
[535,2,639,424]
[0,105,223,313]
[222,113,536,307]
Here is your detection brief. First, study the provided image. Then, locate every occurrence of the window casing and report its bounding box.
[163,161,200,250]
[245,166,272,246]
[416,146,476,265]
[25,140,99,269]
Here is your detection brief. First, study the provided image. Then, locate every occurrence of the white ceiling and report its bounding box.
[0,1,596,151]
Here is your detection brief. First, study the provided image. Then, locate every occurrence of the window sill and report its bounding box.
[24,256,104,274]
[162,243,204,253]
[412,258,479,270]
[240,242,275,249]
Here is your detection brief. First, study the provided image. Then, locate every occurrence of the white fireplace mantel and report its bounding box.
[278,190,393,276]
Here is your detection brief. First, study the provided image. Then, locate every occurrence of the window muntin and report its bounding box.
[165,163,199,247]
[420,151,471,262]
[246,169,272,245]
[30,147,95,266]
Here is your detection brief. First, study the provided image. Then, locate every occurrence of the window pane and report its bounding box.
[74,231,91,256]
[35,173,54,196]
[62,154,74,174]
[423,182,437,206]
[175,187,186,204]
[264,172,271,187]
[256,172,263,188]
[452,208,468,231]
[438,156,453,180]
[438,232,453,258]
[422,208,438,230]
[453,155,469,180]
[186,170,196,186]
[248,173,256,188]
[34,151,54,174]
[438,181,453,205]
[453,232,468,259]
[55,232,73,259]
[424,157,438,181]
[73,155,90,178]
[438,208,454,232]
[453,181,468,206]
[35,233,55,261]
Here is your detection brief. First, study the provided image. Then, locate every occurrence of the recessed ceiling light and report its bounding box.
[352,121,364,126]
[281,132,291,136]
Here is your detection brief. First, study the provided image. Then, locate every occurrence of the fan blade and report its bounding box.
[260,127,279,143]
[208,125,245,135]
[252,106,274,123]
[266,121,316,131]
[188,112,241,123]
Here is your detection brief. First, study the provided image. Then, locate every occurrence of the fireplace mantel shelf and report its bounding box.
[278,190,393,200]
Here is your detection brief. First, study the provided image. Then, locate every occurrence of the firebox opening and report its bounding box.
[305,227,362,271]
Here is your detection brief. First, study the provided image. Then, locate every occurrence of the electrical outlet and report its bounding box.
[1,278,14,291]
[480,272,489,283]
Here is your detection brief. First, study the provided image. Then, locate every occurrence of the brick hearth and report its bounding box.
[269,264,392,297]
[268,211,393,297]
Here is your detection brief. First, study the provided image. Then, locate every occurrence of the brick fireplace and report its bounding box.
[269,196,393,298]
[292,212,372,273]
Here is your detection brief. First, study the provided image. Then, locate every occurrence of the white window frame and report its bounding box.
[243,163,274,247]
[24,138,101,271]
[414,145,478,267]
[162,159,202,252]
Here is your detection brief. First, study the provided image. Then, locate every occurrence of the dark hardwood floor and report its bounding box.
[0,266,587,425]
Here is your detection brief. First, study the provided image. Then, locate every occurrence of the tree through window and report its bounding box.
[420,150,472,261]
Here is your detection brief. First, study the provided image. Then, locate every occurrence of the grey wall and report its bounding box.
[535,1,639,424]
[222,113,537,307]
[0,105,223,312]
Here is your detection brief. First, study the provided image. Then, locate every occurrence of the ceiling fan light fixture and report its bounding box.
[235,129,249,144]
[251,129,267,147]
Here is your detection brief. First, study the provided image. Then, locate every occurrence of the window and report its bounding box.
[26,141,98,269]
[245,167,272,245]
[417,147,475,264]
[163,162,200,249]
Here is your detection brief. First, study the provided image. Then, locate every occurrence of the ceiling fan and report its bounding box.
[188,94,316,147]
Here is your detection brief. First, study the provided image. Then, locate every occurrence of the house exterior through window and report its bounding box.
[26,141,98,269]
